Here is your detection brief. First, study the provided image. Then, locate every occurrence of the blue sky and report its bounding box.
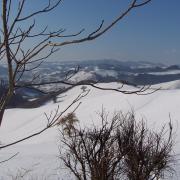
[21,0,180,64]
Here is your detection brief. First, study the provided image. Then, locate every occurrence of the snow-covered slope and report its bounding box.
[152,79,180,90]
[0,81,180,179]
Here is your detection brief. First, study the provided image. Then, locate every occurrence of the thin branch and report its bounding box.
[15,80,159,95]
[0,152,19,164]
[17,0,62,21]
[49,0,152,47]
[0,91,88,149]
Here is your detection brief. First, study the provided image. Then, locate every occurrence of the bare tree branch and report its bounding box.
[0,90,88,149]
[17,0,62,22]
[49,0,152,47]
[0,152,19,164]
[15,80,160,95]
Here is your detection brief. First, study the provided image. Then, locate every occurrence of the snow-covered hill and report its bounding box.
[0,81,180,179]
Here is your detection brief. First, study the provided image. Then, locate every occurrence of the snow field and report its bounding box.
[0,81,180,179]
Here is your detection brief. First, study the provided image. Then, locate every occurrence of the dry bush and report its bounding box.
[116,113,174,180]
[57,112,79,136]
[59,111,124,180]
[59,110,175,180]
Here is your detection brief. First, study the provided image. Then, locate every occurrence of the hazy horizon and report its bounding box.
[44,58,178,66]
[0,57,179,66]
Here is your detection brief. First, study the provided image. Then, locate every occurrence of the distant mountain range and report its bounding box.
[1,59,180,86]
[1,59,180,108]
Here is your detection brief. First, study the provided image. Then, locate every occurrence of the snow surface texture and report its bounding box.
[0,81,180,179]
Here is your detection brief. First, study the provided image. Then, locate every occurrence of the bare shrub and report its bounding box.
[59,110,175,180]
[117,113,174,180]
[59,111,124,180]
[57,112,79,136]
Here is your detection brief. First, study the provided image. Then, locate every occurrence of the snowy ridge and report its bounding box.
[152,80,180,90]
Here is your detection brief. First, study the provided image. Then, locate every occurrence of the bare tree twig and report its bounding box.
[0,152,19,164]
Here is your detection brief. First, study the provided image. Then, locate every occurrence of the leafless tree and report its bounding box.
[59,110,175,180]
[0,0,154,127]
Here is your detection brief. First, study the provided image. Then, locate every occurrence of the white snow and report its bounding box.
[94,66,118,78]
[0,81,180,179]
[95,69,118,78]
[69,71,96,82]
[152,80,180,90]
[148,70,180,75]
